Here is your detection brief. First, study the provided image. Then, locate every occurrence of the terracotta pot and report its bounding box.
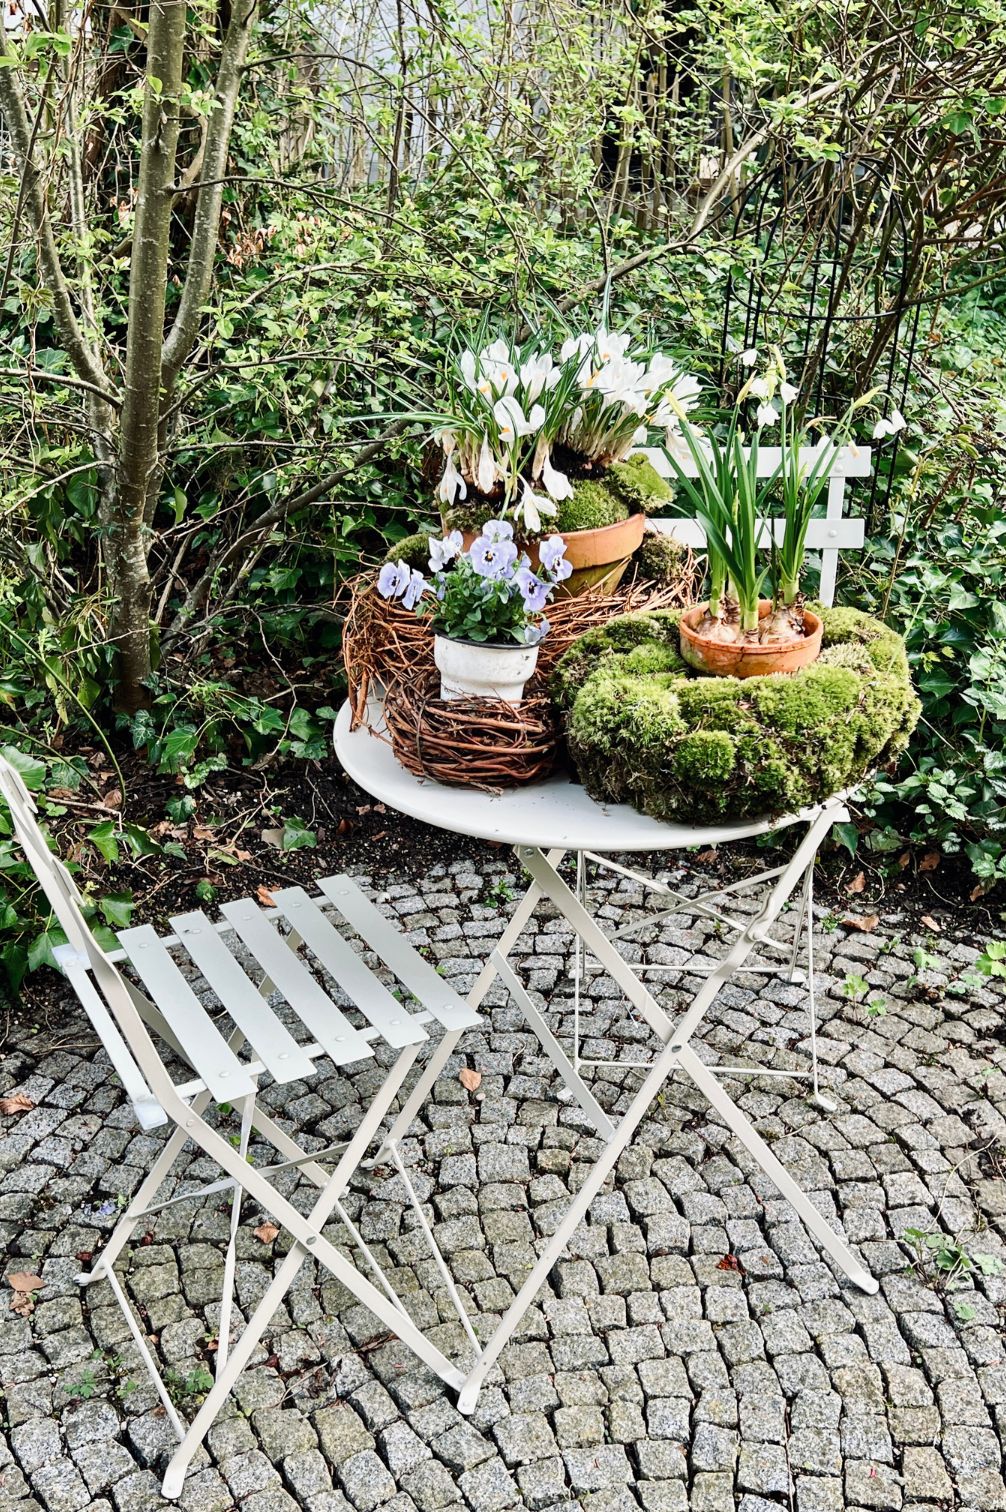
[679,600,823,679]
[461,512,646,598]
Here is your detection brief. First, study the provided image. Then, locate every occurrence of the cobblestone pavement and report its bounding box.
[1,848,1005,1512]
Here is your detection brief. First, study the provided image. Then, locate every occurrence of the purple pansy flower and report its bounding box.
[482,519,515,544]
[428,530,463,572]
[516,566,550,613]
[470,533,518,580]
[377,560,409,599]
[539,535,572,581]
[401,568,427,609]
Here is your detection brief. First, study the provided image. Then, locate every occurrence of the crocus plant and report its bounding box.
[378,523,572,645]
[409,320,700,534]
[662,350,903,644]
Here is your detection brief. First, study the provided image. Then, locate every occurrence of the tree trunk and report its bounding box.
[107,0,187,711]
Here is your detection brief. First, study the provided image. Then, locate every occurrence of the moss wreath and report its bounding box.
[552,606,920,825]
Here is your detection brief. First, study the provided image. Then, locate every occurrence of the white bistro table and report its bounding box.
[334,700,877,1412]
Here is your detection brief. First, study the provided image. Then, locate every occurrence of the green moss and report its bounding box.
[556,477,630,532]
[554,604,920,824]
[608,454,675,514]
[637,533,687,586]
[385,531,436,569]
[551,609,684,712]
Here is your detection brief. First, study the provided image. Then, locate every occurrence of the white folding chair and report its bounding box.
[0,756,482,1498]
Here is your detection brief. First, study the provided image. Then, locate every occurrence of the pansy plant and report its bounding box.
[378,523,573,645]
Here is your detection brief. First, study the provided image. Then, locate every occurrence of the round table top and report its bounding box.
[334,700,815,854]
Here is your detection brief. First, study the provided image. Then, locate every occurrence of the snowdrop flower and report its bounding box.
[470,533,518,580]
[872,411,906,440]
[428,530,463,571]
[515,566,550,613]
[756,402,777,429]
[740,348,758,367]
[541,453,572,500]
[540,535,572,581]
[377,560,409,600]
[437,452,467,505]
[779,381,799,405]
[747,376,770,400]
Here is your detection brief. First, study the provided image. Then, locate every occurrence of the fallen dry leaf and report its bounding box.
[694,848,718,864]
[192,824,215,842]
[842,914,880,933]
[254,1222,279,1244]
[7,1272,42,1316]
[337,817,352,836]
[921,915,940,932]
[260,827,285,849]
[846,871,866,894]
[716,1254,743,1273]
[919,850,941,873]
[101,788,122,810]
[0,1093,34,1116]
[459,1068,482,1092]
[256,885,277,909]
[7,1273,43,1293]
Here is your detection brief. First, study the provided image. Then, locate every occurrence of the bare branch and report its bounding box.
[161,0,260,385]
[0,40,107,393]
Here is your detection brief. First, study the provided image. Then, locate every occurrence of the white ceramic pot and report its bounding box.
[433,634,538,704]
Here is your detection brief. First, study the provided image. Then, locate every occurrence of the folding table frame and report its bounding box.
[363,792,879,1417]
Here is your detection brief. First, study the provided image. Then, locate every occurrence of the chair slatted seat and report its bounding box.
[0,753,483,1499]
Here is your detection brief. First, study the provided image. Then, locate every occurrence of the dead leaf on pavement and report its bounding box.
[7,1272,42,1316]
[0,1093,34,1116]
[459,1068,482,1092]
[846,871,866,894]
[919,851,941,873]
[921,915,940,932]
[254,1222,279,1244]
[256,885,277,909]
[716,1254,743,1273]
[842,914,880,933]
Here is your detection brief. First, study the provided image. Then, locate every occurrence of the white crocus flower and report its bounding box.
[593,329,632,364]
[756,402,777,429]
[560,332,594,363]
[779,381,799,405]
[494,397,545,442]
[541,452,573,500]
[458,351,478,391]
[437,452,467,505]
[740,348,758,367]
[477,439,497,494]
[520,353,558,402]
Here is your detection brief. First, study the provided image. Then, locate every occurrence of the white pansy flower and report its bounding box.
[541,452,573,500]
